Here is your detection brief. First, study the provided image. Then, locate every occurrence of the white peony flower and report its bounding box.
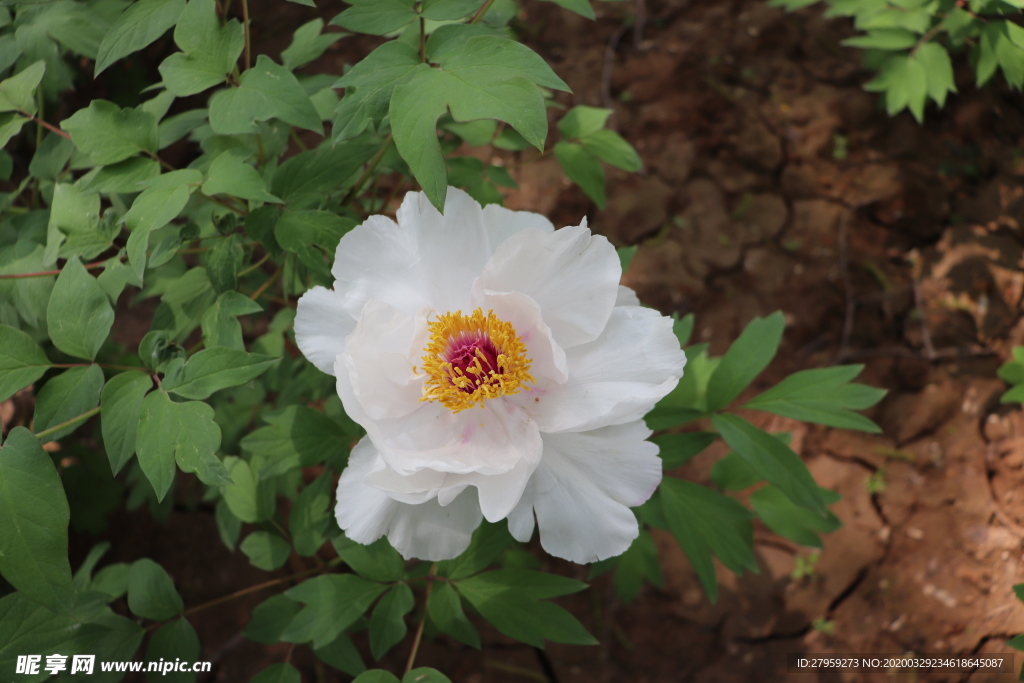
[294,188,686,564]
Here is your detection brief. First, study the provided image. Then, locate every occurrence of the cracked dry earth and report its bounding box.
[407,1,1024,682]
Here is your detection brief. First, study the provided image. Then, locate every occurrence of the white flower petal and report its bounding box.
[335,437,483,561]
[509,421,662,563]
[341,299,421,421]
[294,286,356,375]
[481,202,554,247]
[473,225,620,348]
[521,305,686,433]
[474,289,568,384]
[615,285,640,307]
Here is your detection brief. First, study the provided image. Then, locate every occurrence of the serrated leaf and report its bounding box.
[842,28,917,50]
[660,477,757,603]
[127,558,183,620]
[0,427,74,615]
[100,370,152,475]
[33,365,104,442]
[0,60,44,114]
[705,311,785,412]
[369,583,414,660]
[61,100,159,165]
[95,0,186,75]
[46,257,115,361]
[0,324,50,402]
[136,390,227,501]
[744,365,885,432]
[712,413,828,516]
[209,55,323,135]
[163,347,279,399]
[282,574,388,648]
[915,41,956,107]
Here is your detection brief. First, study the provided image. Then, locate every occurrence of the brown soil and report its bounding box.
[32,0,1024,681]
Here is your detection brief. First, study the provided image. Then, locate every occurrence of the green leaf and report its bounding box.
[866,54,928,121]
[0,324,50,402]
[422,0,485,20]
[47,183,114,262]
[314,633,366,676]
[915,41,956,107]
[158,0,243,96]
[660,478,757,603]
[275,209,355,254]
[61,100,159,165]
[163,347,279,399]
[581,129,641,172]
[651,431,717,469]
[46,257,114,360]
[289,472,333,556]
[209,55,323,135]
[332,41,420,141]
[202,151,282,203]
[241,405,352,473]
[252,663,301,683]
[222,456,269,523]
[125,180,195,279]
[705,311,785,412]
[282,574,388,648]
[201,291,262,350]
[240,531,291,571]
[33,365,104,442]
[554,141,605,208]
[842,28,917,49]
[205,233,246,293]
[127,557,183,620]
[369,583,414,660]
[271,140,377,206]
[146,617,199,683]
[215,498,241,549]
[245,594,302,644]
[0,593,81,678]
[709,451,762,491]
[0,427,74,615]
[542,0,595,19]
[282,19,344,70]
[100,370,152,475]
[610,528,662,602]
[456,571,596,647]
[353,672,400,683]
[0,112,28,149]
[750,485,841,548]
[0,61,45,114]
[332,534,405,582]
[95,0,186,75]
[403,670,453,683]
[557,105,610,139]
[743,365,885,433]
[78,156,162,194]
[136,390,228,501]
[711,413,828,516]
[427,581,480,648]
[29,130,73,181]
[391,54,551,210]
[436,520,514,580]
[331,0,417,35]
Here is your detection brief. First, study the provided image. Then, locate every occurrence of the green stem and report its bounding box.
[249,266,282,301]
[469,0,495,24]
[341,136,394,207]
[241,0,251,71]
[238,253,271,278]
[403,564,437,676]
[35,406,101,442]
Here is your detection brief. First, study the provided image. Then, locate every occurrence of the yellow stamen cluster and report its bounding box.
[420,308,534,413]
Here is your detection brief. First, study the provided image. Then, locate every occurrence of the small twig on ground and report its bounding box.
[911,274,937,361]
